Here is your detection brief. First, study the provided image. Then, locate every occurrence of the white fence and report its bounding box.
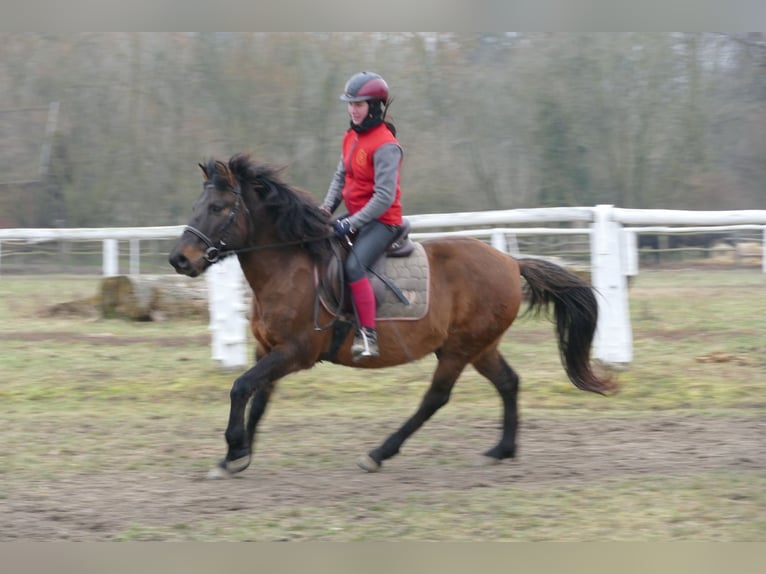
[1,205,765,369]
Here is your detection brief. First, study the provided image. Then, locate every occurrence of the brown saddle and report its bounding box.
[317,218,423,319]
[385,218,416,258]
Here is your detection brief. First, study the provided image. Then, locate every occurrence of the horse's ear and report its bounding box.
[198,163,209,180]
[214,160,237,189]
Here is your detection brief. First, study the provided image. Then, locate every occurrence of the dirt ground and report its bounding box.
[3,411,763,541]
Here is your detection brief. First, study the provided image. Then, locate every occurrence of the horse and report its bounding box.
[168,153,615,478]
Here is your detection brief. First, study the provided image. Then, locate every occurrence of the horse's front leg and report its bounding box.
[208,349,289,479]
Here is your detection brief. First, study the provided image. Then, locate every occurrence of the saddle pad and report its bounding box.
[318,242,430,322]
[375,242,430,321]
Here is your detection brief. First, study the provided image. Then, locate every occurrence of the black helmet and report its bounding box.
[340,72,389,105]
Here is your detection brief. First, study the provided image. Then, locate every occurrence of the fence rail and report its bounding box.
[2,205,765,369]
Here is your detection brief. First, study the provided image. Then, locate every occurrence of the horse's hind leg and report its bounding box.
[472,348,520,462]
[358,355,465,472]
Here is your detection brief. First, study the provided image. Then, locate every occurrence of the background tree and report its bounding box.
[0,33,763,228]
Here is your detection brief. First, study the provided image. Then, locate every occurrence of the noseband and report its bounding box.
[183,184,244,263]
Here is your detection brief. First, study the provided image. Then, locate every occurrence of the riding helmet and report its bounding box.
[340,72,389,105]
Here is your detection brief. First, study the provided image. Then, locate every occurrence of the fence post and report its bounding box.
[102,239,119,276]
[590,205,633,366]
[490,229,508,253]
[129,239,140,276]
[622,228,639,277]
[206,256,249,369]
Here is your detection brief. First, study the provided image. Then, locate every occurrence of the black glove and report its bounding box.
[333,217,354,239]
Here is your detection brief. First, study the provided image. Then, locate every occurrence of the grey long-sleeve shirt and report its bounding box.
[322,142,402,229]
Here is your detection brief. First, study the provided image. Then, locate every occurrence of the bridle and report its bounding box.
[182,179,345,333]
[183,182,335,263]
[183,183,246,263]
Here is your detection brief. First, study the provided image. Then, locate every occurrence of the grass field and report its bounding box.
[1,268,764,541]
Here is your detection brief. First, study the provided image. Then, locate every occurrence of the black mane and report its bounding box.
[218,153,333,262]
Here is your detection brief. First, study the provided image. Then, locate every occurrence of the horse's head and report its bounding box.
[170,154,335,277]
[168,159,250,277]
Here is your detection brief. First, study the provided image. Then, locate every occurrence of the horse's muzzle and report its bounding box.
[168,249,203,277]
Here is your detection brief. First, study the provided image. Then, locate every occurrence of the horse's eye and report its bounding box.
[209,204,224,215]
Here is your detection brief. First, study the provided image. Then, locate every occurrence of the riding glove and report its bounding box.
[333,218,354,238]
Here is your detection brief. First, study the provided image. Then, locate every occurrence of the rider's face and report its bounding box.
[348,101,369,126]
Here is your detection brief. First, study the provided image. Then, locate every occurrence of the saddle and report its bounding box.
[316,218,429,322]
[385,218,416,258]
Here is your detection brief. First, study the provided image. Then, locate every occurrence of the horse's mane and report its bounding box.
[213,153,333,262]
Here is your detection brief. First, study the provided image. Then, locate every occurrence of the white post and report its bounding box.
[129,239,140,276]
[590,205,633,366]
[490,229,508,253]
[206,256,249,369]
[505,233,520,256]
[622,228,639,277]
[102,239,119,276]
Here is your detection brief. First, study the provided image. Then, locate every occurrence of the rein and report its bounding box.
[184,229,335,262]
[183,182,334,262]
[184,175,343,334]
[227,233,335,257]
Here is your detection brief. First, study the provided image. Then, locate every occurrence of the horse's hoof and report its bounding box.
[206,455,251,479]
[225,454,251,474]
[206,465,233,480]
[475,454,503,467]
[356,454,381,473]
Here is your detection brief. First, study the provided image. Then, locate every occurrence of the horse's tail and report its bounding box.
[517,257,617,395]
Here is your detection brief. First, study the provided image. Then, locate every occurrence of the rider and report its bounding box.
[321,71,404,360]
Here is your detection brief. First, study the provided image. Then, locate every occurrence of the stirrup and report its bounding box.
[352,327,379,359]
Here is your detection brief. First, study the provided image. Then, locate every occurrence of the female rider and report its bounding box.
[321,71,404,360]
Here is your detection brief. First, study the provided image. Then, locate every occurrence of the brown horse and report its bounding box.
[168,153,615,478]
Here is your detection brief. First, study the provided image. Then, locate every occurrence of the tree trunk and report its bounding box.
[100,275,209,321]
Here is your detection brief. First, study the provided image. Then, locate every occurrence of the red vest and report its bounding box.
[341,123,403,226]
